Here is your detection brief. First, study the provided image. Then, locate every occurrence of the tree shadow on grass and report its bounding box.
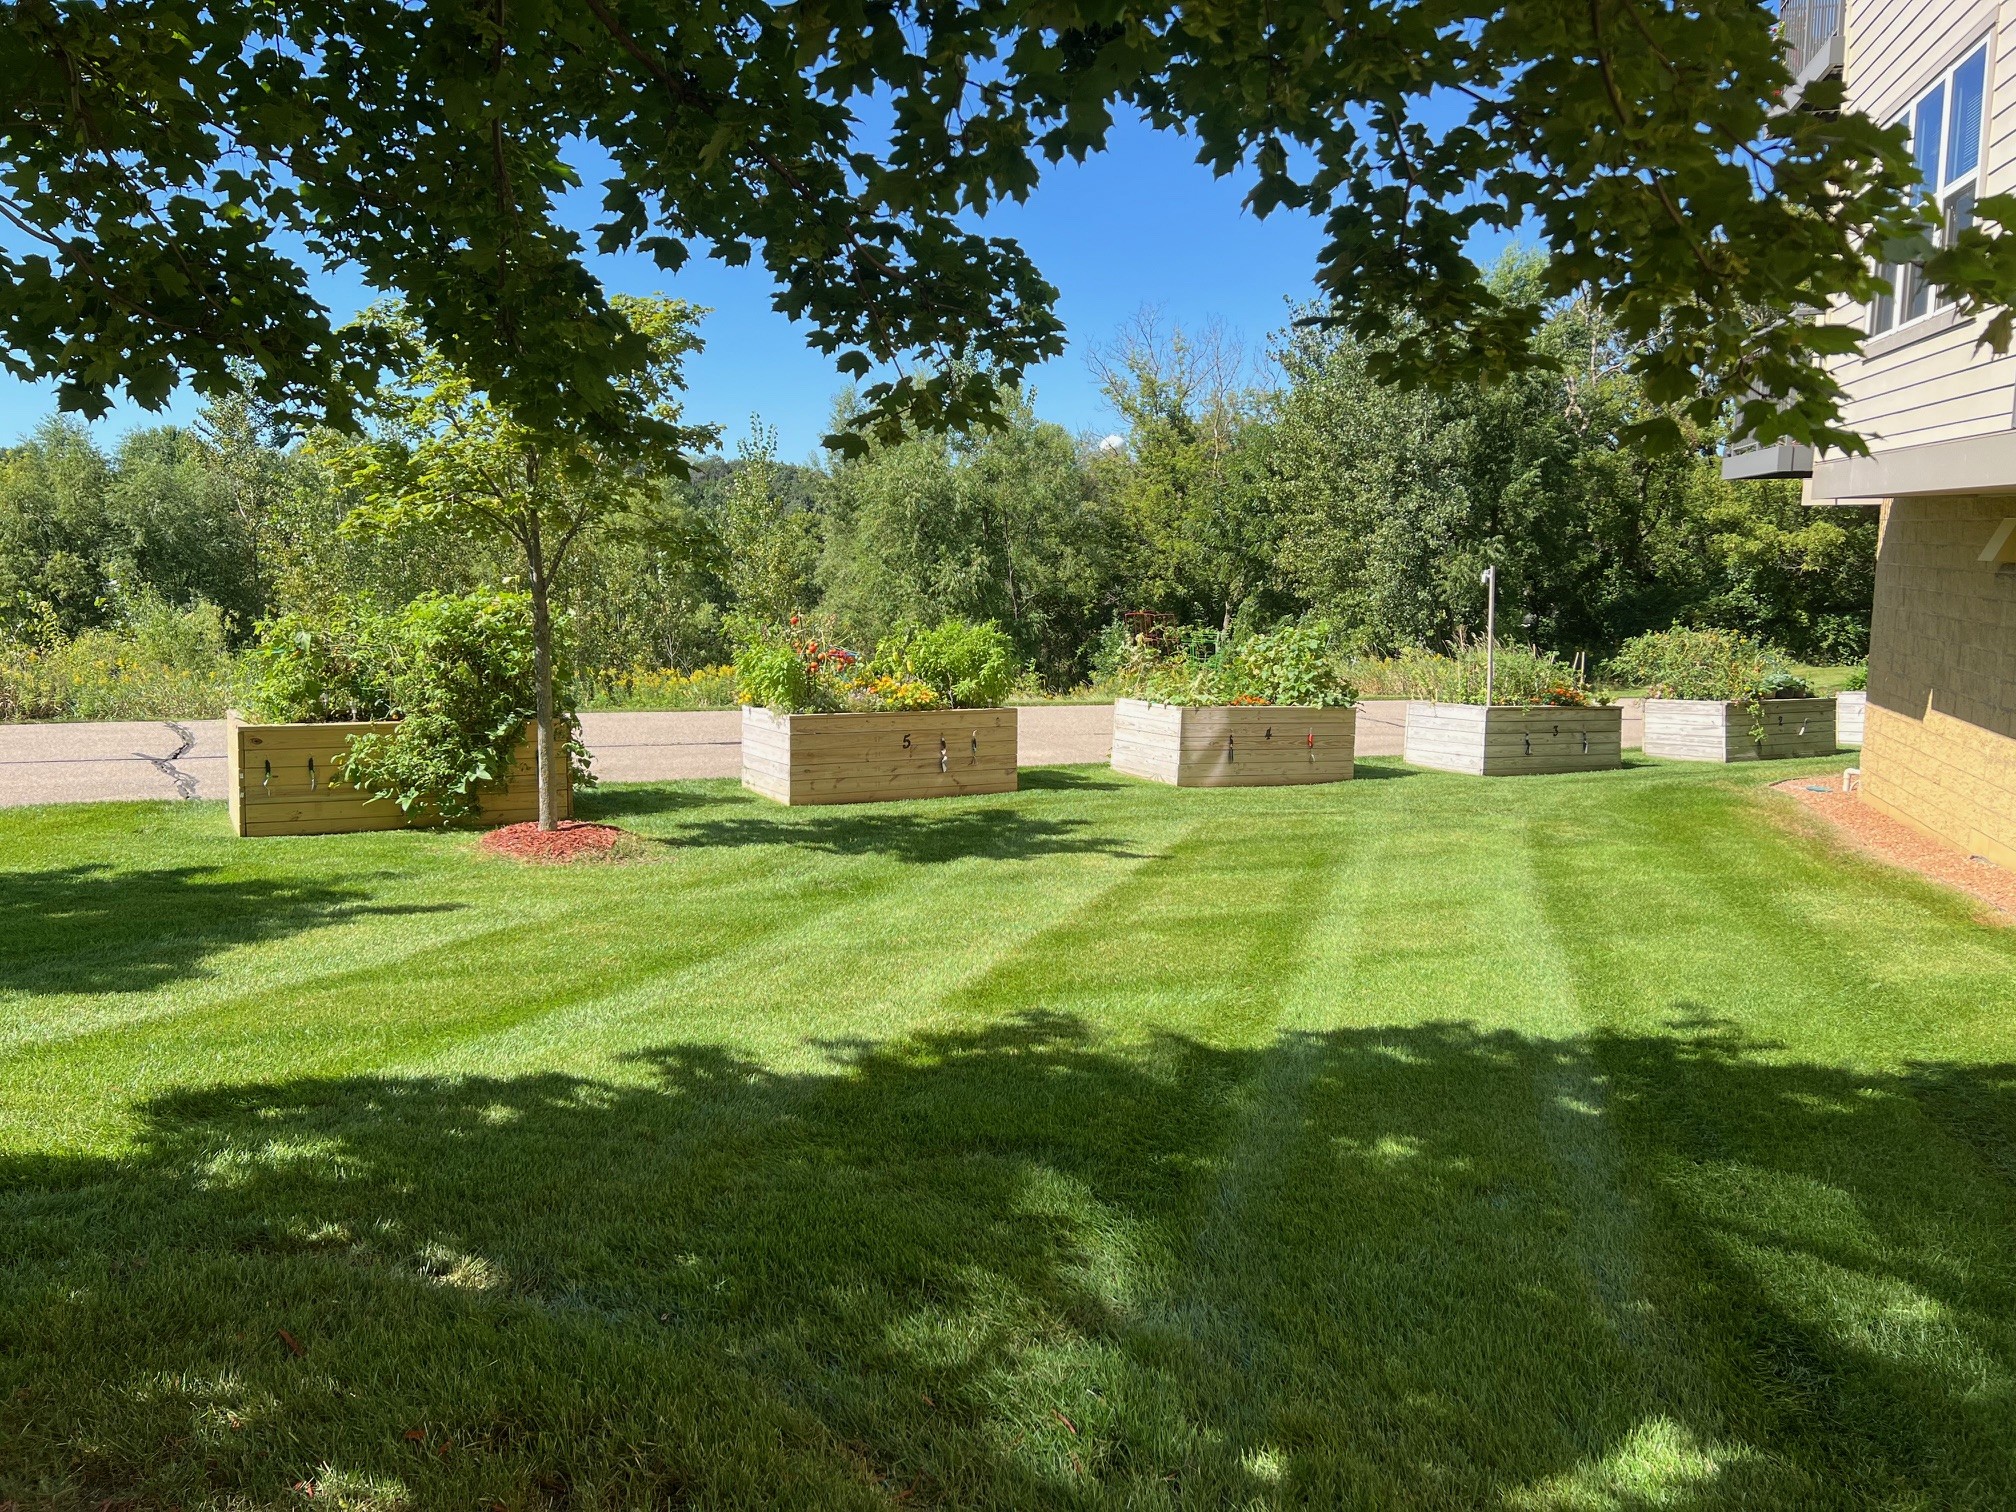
[573,783,726,821]
[0,864,465,996]
[665,806,1156,864]
[1347,759,1418,780]
[1017,767,1129,793]
[6,1015,2016,1507]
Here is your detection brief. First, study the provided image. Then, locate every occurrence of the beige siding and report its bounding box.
[1861,497,2016,867]
[1827,0,2012,455]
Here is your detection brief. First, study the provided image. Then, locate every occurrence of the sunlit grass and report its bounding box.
[3,757,2013,1508]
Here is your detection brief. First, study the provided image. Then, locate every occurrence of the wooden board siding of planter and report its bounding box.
[226,712,571,837]
[740,705,1018,805]
[1402,703,1624,776]
[1640,697,1837,762]
[1836,690,1867,747]
[1109,699,1357,787]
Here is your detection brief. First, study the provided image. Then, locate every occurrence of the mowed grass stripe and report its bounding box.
[5,762,2016,1507]
[427,784,1209,1081]
[1533,776,2016,1495]
[0,797,809,1061]
[4,791,1171,1154]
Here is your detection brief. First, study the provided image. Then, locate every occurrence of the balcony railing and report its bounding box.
[1780,0,1845,83]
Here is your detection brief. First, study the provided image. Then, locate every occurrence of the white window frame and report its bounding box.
[1870,41,1991,337]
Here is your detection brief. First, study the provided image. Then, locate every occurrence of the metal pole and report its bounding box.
[1481,567,1497,706]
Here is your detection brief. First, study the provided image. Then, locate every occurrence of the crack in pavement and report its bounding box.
[135,721,201,800]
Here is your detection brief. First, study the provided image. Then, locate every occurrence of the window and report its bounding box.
[1869,44,1989,335]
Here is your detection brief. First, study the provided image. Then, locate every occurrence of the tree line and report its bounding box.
[0,274,1874,703]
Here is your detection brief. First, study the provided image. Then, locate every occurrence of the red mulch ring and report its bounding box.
[479,820,633,864]
[1774,779,2016,922]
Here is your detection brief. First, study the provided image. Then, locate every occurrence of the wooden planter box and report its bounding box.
[1836,690,1867,746]
[1110,699,1356,787]
[741,705,1017,806]
[1403,703,1624,776]
[226,712,570,837]
[1641,697,1837,762]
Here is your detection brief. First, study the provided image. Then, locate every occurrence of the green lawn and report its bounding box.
[4,759,2014,1509]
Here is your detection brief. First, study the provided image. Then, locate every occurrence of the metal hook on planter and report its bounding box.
[938,738,948,774]
[1523,734,1532,756]
[1307,728,1317,760]
[1226,735,1236,762]
[1580,731,1590,754]
[306,756,317,791]
[261,758,272,790]
[969,732,978,764]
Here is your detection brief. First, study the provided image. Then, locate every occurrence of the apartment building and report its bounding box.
[1732,0,2016,868]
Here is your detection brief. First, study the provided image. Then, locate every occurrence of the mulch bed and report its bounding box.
[479,820,633,864]
[1774,779,2016,921]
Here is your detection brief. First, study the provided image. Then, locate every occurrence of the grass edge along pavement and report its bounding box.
[4,758,2015,1508]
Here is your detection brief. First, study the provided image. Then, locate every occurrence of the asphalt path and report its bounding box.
[0,700,1639,808]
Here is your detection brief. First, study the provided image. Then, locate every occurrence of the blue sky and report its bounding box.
[0,115,1343,463]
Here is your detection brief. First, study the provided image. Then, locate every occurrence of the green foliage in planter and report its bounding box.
[1606,628,1804,702]
[734,628,843,714]
[246,591,590,821]
[1107,621,1359,708]
[241,599,393,724]
[1235,622,1359,707]
[731,619,952,714]
[1347,642,1593,707]
[866,619,1017,710]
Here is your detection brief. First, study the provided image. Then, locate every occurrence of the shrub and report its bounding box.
[1102,621,1358,708]
[1843,663,1869,691]
[340,591,592,822]
[245,591,589,822]
[869,619,1018,709]
[734,617,1012,713]
[0,596,244,721]
[733,622,859,713]
[1347,642,1596,707]
[1101,628,1233,707]
[1234,622,1359,707]
[1605,627,1802,701]
[241,601,392,723]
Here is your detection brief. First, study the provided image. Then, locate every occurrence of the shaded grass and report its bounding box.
[3,758,2015,1508]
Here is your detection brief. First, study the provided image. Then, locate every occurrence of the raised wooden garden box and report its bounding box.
[1641,697,1837,762]
[1836,690,1866,746]
[1403,703,1624,776]
[226,711,569,837]
[1110,699,1356,787]
[741,705,1017,806]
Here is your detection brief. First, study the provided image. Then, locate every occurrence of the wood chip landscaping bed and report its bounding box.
[479,820,633,864]
[1775,779,2016,920]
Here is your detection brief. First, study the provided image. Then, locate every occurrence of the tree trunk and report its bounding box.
[525,513,559,832]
